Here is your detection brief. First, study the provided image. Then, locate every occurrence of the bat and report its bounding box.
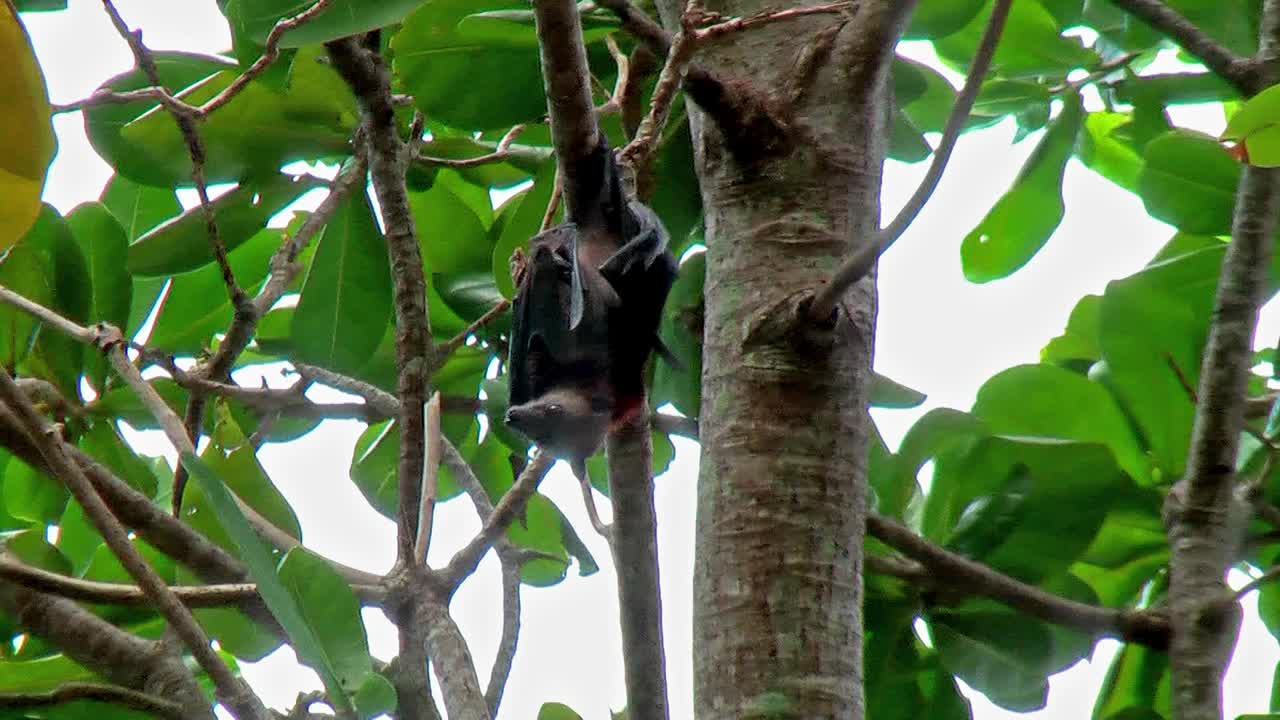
[505,139,678,479]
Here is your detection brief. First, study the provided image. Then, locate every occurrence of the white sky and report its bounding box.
[20,1,1280,718]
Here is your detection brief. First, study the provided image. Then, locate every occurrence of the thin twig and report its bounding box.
[807,0,1013,322]
[1109,0,1260,93]
[0,369,267,720]
[486,555,522,716]
[692,1,853,43]
[619,1,698,177]
[443,452,555,588]
[1234,564,1280,600]
[867,514,1170,647]
[295,362,399,417]
[578,472,612,538]
[60,1,333,118]
[414,393,443,564]
[0,554,385,607]
[0,682,186,720]
[541,170,564,232]
[326,38,434,568]
[434,299,511,368]
[100,0,244,310]
[414,125,527,168]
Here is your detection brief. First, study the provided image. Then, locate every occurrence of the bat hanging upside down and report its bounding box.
[504,139,678,480]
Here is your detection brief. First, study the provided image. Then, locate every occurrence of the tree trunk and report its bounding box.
[653,1,911,716]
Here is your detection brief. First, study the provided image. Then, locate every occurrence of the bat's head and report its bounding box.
[504,386,610,471]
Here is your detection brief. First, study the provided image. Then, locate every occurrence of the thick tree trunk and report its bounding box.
[652,1,909,717]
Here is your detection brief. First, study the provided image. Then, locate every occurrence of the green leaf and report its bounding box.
[100,174,181,242]
[19,204,91,400]
[278,548,375,693]
[870,372,927,409]
[146,227,282,353]
[961,92,1083,282]
[223,0,423,48]
[56,499,103,576]
[181,451,354,713]
[924,436,1129,584]
[971,363,1151,484]
[896,56,957,135]
[653,251,704,418]
[1098,246,1226,479]
[67,202,131,390]
[1078,112,1144,190]
[934,0,1097,79]
[872,409,985,521]
[128,173,322,276]
[1042,294,1102,366]
[349,421,402,520]
[1138,130,1240,235]
[293,187,393,373]
[492,159,558,300]
[903,0,986,38]
[1224,82,1280,166]
[538,702,585,720]
[352,671,398,719]
[0,654,94,694]
[928,602,1052,711]
[85,52,356,186]
[651,117,704,249]
[0,211,55,368]
[78,421,159,498]
[1093,640,1171,719]
[4,459,67,525]
[3,530,71,574]
[889,110,932,163]
[412,181,491,274]
[393,1,615,130]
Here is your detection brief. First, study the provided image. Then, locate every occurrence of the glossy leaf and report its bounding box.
[492,159,558,299]
[928,601,1052,711]
[1098,246,1226,479]
[903,0,986,39]
[1041,294,1102,366]
[0,210,55,368]
[961,92,1082,282]
[1078,112,1144,190]
[1224,82,1280,166]
[67,202,131,390]
[971,364,1150,484]
[3,456,66,525]
[223,0,423,48]
[182,451,354,713]
[924,436,1129,584]
[293,189,392,374]
[0,3,55,250]
[653,251,705,418]
[278,548,375,694]
[85,52,355,186]
[147,227,281,353]
[129,173,321,276]
[412,180,491,275]
[1138,130,1240,235]
[100,174,182,242]
[934,0,1097,78]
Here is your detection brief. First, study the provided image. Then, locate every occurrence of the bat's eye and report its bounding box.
[546,403,564,416]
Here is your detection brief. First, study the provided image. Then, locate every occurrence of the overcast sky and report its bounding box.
[20,1,1280,718]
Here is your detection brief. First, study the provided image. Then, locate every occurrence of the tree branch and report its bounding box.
[605,401,670,720]
[0,682,185,720]
[1109,0,1260,93]
[1164,143,1280,720]
[533,0,602,220]
[0,582,213,717]
[0,554,385,607]
[866,514,1170,648]
[807,0,1013,322]
[0,370,267,720]
[326,37,434,570]
[442,452,555,588]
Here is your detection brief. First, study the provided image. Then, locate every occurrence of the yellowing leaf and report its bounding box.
[0,1,56,250]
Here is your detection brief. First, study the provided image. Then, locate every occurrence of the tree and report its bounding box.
[2,0,1280,718]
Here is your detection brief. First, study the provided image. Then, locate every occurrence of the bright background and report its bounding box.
[21,1,1280,717]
